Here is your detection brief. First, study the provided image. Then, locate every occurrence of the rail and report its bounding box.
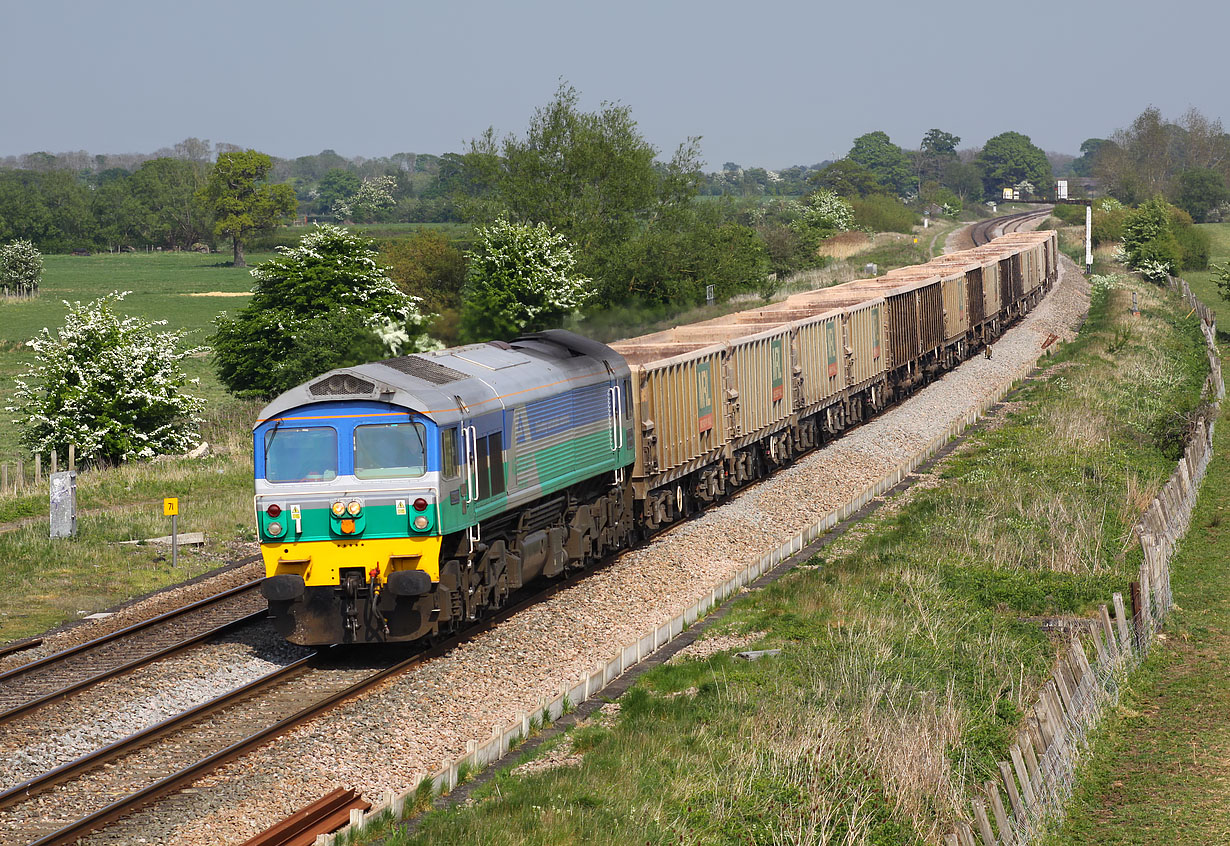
[238,788,370,846]
[0,578,264,724]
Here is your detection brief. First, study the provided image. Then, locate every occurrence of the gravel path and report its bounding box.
[78,252,1090,846]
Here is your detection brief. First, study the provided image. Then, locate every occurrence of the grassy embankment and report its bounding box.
[345,269,1208,844]
[1039,222,1230,845]
[0,223,958,643]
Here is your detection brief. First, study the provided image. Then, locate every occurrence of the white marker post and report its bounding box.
[1085,203,1093,275]
[164,497,179,567]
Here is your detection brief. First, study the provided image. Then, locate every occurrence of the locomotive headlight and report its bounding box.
[412,515,429,530]
[346,500,362,516]
[267,521,284,537]
[331,501,346,517]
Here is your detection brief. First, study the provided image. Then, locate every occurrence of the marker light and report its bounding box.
[413,498,428,512]
[340,518,356,534]
[413,515,429,530]
[267,521,283,536]
[266,504,282,518]
[346,500,362,516]
[331,501,346,517]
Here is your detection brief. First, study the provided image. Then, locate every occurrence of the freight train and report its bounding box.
[254,230,1058,645]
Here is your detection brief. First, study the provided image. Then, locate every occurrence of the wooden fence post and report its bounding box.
[15,457,22,491]
[34,453,42,484]
[69,444,75,472]
[985,780,1013,845]
[1130,581,1145,652]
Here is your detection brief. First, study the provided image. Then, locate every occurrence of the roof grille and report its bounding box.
[309,373,376,396]
[381,355,467,385]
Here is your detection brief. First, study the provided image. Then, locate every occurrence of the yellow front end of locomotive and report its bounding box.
[262,535,443,587]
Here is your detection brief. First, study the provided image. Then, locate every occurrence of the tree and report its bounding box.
[975,132,1051,196]
[847,131,912,196]
[197,150,297,266]
[1174,168,1229,222]
[316,168,360,215]
[941,160,985,202]
[811,159,884,197]
[1121,196,1182,279]
[459,218,592,342]
[7,292,205,464]
[789,189,854,234]
[0,239,42,296]
[129,158,213,247]
[462,83,662,254]
[918,129,960,183]
[458,82,762,309]
[1071,138,1111,177]
[211,225,434,398]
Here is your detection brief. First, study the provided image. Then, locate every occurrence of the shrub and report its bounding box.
[851,195,917,233]
[1051,204,1086,226]
[1092,198,1128,246]
[1169,207,1210,270]
[8,292,205,464]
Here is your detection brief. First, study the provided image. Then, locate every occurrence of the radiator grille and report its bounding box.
[381,355,467,385]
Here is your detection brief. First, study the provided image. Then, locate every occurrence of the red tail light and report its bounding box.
[266,504,282,518]
[413,498,428,512]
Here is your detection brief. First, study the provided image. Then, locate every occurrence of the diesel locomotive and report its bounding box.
[256,230,1059,645]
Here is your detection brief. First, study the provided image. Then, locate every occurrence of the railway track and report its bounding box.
[0,551,644,846]
[0,580,267,725]
[968,208,1052,247]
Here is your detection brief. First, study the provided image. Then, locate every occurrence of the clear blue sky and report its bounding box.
[3,0,1228,169]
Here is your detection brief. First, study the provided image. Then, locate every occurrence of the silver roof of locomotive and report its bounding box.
[255,330,629,428]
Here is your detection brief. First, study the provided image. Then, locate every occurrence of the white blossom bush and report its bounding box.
[460,218,592,341]
[1135,258,1173,282]
[787,189,855,235]
[8,292,205,464]
[333,175,397,222]
[212,225,436,398]
[0,239,43,297]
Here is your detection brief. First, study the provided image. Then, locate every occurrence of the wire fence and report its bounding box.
[943,275,1221,845]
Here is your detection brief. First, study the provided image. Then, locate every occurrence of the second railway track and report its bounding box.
[0,580,267,724]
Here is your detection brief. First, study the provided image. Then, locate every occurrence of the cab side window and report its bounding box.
[473,432,505,500]
[442,428,459,479]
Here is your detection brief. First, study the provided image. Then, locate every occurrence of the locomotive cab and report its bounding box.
[255,400,450,644]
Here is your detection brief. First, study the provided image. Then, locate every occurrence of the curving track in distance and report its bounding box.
[967,208,1053,247]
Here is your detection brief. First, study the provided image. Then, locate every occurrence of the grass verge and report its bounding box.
[1033,227,1230,845]
[345,269,1208,845]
